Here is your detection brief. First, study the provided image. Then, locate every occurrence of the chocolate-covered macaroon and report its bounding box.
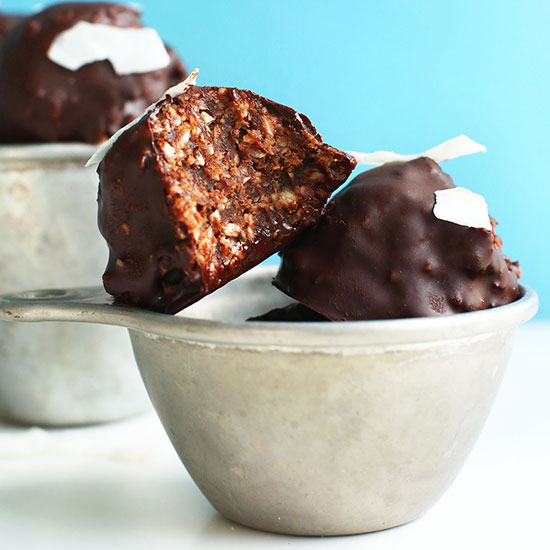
[274,157,521,320]
[0,3,186,143]
[0,13,23,41]
[97,84,356,313]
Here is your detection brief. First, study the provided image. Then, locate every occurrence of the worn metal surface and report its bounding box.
[0,144,149,425]
[0,266,538,533]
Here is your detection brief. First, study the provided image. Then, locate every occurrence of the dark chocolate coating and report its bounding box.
[0,3,186,144]
[0,13,23,41]
[248,303,328,322]
[98,85,356,313]
[274,157,521,320]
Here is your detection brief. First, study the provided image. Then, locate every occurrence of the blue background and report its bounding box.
[5,0,550,317]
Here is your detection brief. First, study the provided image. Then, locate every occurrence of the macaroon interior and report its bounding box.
[148,85,336,290]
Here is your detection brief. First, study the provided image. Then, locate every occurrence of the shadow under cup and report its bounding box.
[0,144,149,425]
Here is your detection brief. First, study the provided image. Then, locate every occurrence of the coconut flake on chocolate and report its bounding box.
[347,135,486,166]
[48,21,170,75]
[86,68,199,167]
[433,187,492,231]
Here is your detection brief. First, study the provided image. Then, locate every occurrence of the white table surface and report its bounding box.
[0,322,548,550]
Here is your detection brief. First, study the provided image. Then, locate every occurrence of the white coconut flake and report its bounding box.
[47,21,170,75]
[86,68,199,167]
[433,187,492,231]
[347,135,486,166]
[164,69,200,99]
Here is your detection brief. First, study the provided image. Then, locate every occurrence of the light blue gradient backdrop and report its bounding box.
[4,1,549,316]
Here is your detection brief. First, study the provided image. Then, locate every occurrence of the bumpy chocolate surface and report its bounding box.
[98,85,356,313]
[0,13,23,41]
[274,157,521,321]
[0,3,186,143]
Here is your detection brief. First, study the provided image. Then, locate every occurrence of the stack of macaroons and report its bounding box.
[272,157,521,321]
[95,99,521,321]
[0,2,186,143]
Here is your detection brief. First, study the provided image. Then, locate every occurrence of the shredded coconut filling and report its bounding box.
[86,68,199,167]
